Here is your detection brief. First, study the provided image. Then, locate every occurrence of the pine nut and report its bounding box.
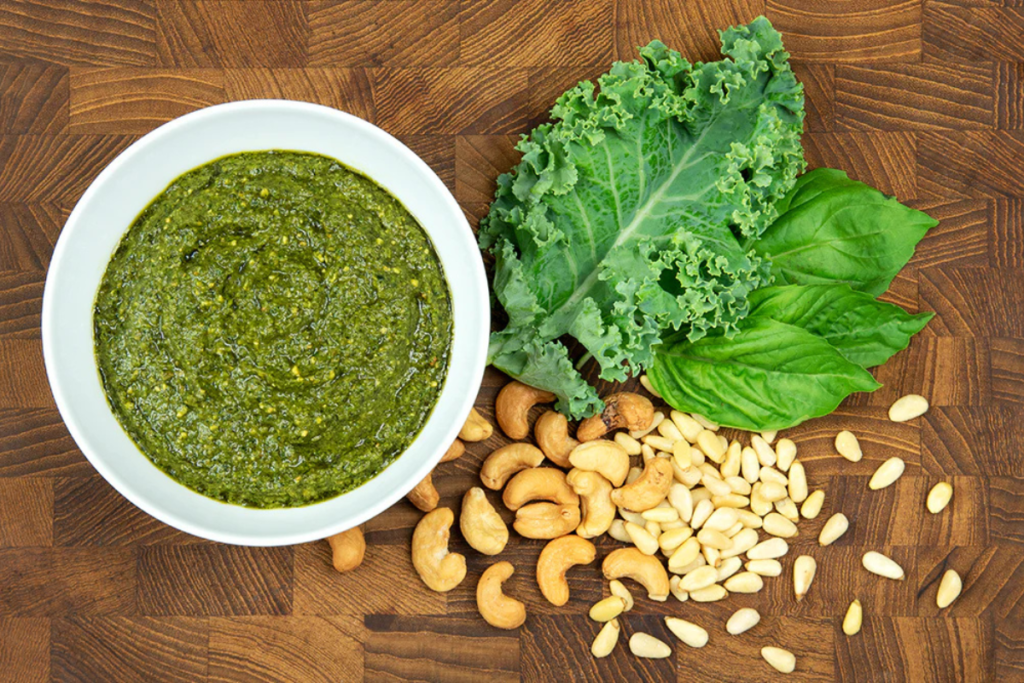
[724,571,763,593]
[702,473,732,497]
[658,419,684,442]
[643,434,675,453]
[668,537,701,572]
[672,440,692,469]
[697,528,734,550]
[614,432,643,456]
[689,584,727,602]
[788,461,808,503]
[691,413,719,431]
[862,551,904,580]
[627,466,643,485]
[745,559,783,577]
[759,466,788,486]
[620,508,645,526]
[723,521,744,538]
[793,555,816,601]
[665,617,708,648]
[741,446,760,483]
[747,537,789,560]
[701,544,720,568]
[775,438,797,472]
[668,484,693,522]
[759,482,788,502]
[718,434,729,451]
[843,599,862,636]
[750,485,773,517]
[722,441,742,478]
[725,476,752,495]
[591,618,620,658]
[640,445,656,462]
[889,394,929,422]
[763,512,799,538]
[698,461,723,481]
[680,565,718,592]
[720,528,759,559]
[658,526,693,553]
[716,556,743,582]
[819,513,849,546]
[625,522,659,555]
[711,494,750,509]
[690,446,706,467]
[704,507,738,532]
[697,430,726,462]
[661,519,685,531]
[800,490,825,519]
[835,430,862,462]
[869,457,906,490]
[678,465,703,488]
[639,374,662,398]
[762,646,796,674]
[609,579,634,612]
[735,509,763,529]
[589,596,626,622]
[669,575,689,602]
[775,497,800,522]
[642,507,679,524]
[727,607,761,635]
[671,555,706,576]
[937,569,962,608]
[760,430,777,444]
[690,499,714,529]
[630,411,665,439]
[670,411,703,442]
[752,435,777,467]
[927,482,953,514]
[608,519,631,543]
[629,632,672,659]
[645,520,662,538]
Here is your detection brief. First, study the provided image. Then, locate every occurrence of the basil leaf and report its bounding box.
[648,318,881,430]
[750,169,937,296]
[748,285,933,368]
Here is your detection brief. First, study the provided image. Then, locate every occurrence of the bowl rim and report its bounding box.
[41,100,489,545]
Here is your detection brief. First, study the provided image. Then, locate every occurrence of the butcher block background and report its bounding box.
[0,1,1022,681]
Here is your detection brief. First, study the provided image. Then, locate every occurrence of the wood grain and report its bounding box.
[0,2,1021,681]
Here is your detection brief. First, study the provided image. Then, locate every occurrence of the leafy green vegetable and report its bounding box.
[749,168,937,296]
[481,18,806,417]
[747,284,933,368]
[647,318,881,431]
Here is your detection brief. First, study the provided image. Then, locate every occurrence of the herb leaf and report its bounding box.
[747,284,933,368]
[648,318,881,430]
[750,168,937,296]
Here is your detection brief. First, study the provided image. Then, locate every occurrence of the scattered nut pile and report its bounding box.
[326,379,962,675]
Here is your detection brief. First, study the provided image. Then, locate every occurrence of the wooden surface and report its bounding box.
[0,1,1022,681]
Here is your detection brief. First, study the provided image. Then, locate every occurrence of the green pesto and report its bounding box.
[94,151,452,508]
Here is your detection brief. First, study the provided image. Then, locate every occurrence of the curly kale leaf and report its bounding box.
[480,17,806,417]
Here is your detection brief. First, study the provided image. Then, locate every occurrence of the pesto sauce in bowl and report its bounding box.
[94,151,452,508]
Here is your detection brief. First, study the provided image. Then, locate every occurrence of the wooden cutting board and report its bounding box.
[0,1,1021,681]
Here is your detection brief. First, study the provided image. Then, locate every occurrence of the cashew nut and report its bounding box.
[476,561,526,630]
[502,467,579,511]
[412,507,466,592]
[440,438,466,463]
[577,393,654,442]
[459,408,494,442]
[407,472,439,512]
[610,457,673,512]
[602,547,671,601]
[460,487,509,555]
[326,526,365,573]
[513,502,581,539]
[495,381,556,440]
[568,440,630,487]
[480,443,545,490]
[536,535,597,606]
[566,468,615,538]
[534,410,579,468]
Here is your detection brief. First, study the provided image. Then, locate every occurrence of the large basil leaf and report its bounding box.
[748,284,933,368]
[749,169,937,296]
[648,318,881,430]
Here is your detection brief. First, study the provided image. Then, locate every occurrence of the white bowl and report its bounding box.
[42,100,489,546]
